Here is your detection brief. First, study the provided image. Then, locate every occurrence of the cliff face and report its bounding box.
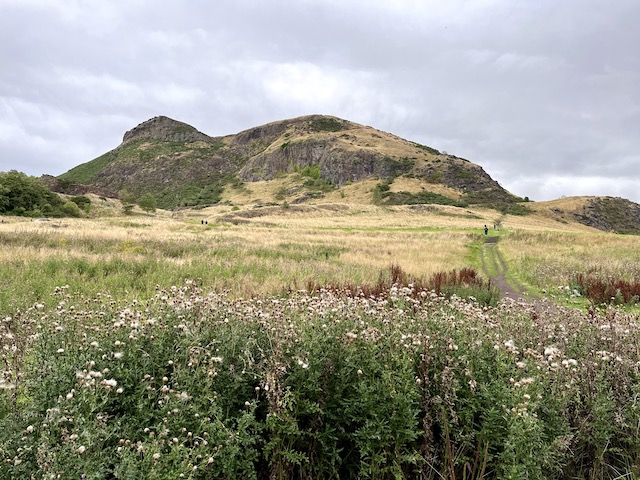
[58,114,520,209]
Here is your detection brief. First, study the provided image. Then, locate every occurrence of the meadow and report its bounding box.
[1,202,639,479]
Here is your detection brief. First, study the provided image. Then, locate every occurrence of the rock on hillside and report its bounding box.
[122,116,214,143]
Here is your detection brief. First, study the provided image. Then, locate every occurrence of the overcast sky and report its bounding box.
[2,0,639,203]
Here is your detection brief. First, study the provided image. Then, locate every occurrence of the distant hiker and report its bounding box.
[484,225,488,235]
[201,220,204,225]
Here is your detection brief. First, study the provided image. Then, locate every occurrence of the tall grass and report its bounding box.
[0,218,475,314]
[498,230,640,305]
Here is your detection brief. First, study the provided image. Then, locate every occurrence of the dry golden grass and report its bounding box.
[387,176,463,199]
[1,194,634,307]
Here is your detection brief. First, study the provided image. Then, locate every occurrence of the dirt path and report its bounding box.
[480,236,528,301]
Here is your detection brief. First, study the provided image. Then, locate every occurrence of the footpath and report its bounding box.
[480,235,528,301]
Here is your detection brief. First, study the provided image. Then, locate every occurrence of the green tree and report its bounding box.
[137,193,157,213]
[0,170,64,216]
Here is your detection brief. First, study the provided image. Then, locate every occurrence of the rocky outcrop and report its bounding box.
[122,116,214,144]
[41,175,117,198]
[573,197,640,234]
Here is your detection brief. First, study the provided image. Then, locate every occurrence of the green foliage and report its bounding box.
[299,164,320,180]
[62,201,82,218]
[411,142,441,155]
[154,183,224,210]
[137,193,157,213]
[377,188,465,207]
[122,204,135,215]
[58,150,116,185]
[0,170,65,217]
[308,118,345,132]
[70,195,91,212]
[381,156,415,178]
[463,188,532,215]
[1,282,639,478]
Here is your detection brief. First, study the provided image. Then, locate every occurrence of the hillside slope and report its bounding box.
[528,196,640,234]
[58,115,523,211]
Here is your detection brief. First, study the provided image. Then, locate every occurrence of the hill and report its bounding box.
[57,115,524,212]
[528,196,640,234]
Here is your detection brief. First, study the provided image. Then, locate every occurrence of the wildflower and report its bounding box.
[153,452,161,461]
[77,445,86,454]
[102,379,118,388]
[57,348,65,354]
[26,425,34,433]
[113,352,124,360]
[544,346,560,358]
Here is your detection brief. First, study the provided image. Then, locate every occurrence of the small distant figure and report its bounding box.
[484,225,488,235]
[205,220,208,225]
[201,220,204,225]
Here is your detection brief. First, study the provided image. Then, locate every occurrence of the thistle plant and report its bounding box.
[0,281,638,479]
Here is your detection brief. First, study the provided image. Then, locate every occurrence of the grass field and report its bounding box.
[1,200,639,479]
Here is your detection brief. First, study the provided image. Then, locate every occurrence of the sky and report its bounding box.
[1,0,639,203]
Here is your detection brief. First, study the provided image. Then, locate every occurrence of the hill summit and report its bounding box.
[58,114,524,211]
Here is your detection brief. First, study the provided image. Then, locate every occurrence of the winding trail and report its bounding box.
[480,236,528,301]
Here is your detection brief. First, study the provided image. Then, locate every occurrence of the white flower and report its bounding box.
[102,379,118,388]
[77,445,86,454]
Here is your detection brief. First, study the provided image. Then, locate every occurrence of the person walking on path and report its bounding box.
[484,225,489,235]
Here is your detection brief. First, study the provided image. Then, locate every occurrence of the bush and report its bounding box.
[70,195,91,211]
[137,193,157,213]
[62,201,82,217]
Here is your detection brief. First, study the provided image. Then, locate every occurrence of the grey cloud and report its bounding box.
[1,0,639,203]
